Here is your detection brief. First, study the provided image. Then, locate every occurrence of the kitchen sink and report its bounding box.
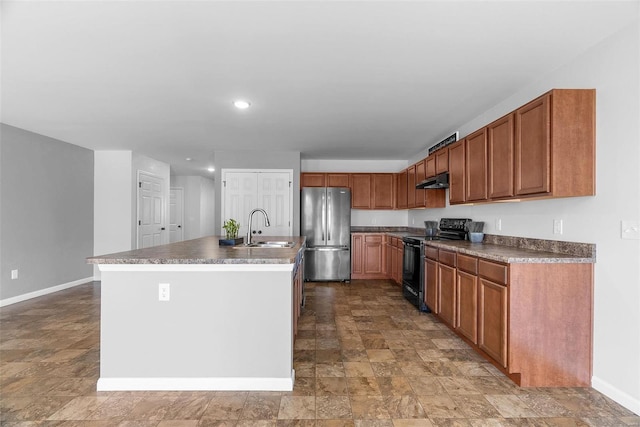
[233,241,296,249]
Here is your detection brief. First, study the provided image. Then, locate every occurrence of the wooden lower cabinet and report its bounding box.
[456,270,478,344]
[390,244,399,284]
[351,234,363,276]
[456,253,479,344]
[384,235,393,279]
[478,278,507,367]
[351,233,386,279]
[423,243,593,387]
[424,257,438,313]
[292,256,304,339]
[395,241,403,285]
[437,263,456,328]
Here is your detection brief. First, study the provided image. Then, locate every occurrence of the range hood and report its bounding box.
[416,172,449,189]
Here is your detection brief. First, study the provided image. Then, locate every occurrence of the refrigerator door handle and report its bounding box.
[327,191,332,242]
[321,192,326,242]
[307,246,349,251]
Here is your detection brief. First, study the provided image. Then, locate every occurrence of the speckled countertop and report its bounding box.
[351,226,595,264]
[87,236,306,265]
[423,240,594,264]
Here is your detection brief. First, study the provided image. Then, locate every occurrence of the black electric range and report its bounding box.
[401,218,472,310]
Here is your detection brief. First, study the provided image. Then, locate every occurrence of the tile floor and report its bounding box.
[1,280,638,426]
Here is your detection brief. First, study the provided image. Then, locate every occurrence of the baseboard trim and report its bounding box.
[97,372,295,391]
[0,277,93,308]
[592,375,640,415]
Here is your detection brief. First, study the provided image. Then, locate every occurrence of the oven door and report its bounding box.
[402,241,422,307]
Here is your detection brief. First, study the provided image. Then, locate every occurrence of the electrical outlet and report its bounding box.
[159,283,170,301]
[412,218,415,225]
[495,219,502,231]
[553,219,563,235]
[11,270,18,280]
[621,220,640,240]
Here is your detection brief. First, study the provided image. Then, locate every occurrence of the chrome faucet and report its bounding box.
[246,208,271,245]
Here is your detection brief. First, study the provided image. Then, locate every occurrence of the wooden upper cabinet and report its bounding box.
[396,169,408,209]
[407,166,416,208]
[465,128,488,202]
[372,173,395,209]
[448,140,466,204]
[350,174,372,209]
[515,94,550,196]
[435,148,449,174]
[300,173,326,187]
[425,155,436,178]
[301,173,349,188]
[327,173,350,187]
[488,114,515,199]
[414,160,426,208]
[515,89,595,198]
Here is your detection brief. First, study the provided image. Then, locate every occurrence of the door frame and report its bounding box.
[137,170,167,249]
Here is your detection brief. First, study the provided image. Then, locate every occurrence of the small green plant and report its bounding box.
[223,219,240,239]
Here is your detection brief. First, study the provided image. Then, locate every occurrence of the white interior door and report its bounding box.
[223,172,258,239]
[222,169,293,239]
[258,172,292,236]
[169,187,184,243]
[138,172,165,248]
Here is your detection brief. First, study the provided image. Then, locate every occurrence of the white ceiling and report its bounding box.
[2,0,638,176]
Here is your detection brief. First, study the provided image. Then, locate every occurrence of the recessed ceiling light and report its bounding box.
[233,100,251,110]
[207,167,215,172]
[185,157,192,161]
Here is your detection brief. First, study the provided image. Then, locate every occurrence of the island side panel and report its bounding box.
[99,268,294,389]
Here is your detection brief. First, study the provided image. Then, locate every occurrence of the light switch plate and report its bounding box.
[495,219,502,231]
[621,220,640,240]
[11,270,18,280]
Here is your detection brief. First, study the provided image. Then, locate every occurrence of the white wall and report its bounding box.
[171,175,216,240]
[408,22,640,413]
[200,176,216,237]
[94,151,133,279]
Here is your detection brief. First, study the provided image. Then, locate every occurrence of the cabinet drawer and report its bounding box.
[365,234,383,244]
[457,254,478,274]
[425,246,438,260]
[438,250,456,267]
[479,260,508,285]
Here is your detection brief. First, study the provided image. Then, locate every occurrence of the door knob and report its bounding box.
[178,225,182,228]
[161,227,166,230]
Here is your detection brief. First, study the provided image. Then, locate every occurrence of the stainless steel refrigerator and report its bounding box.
[301,187,351,281]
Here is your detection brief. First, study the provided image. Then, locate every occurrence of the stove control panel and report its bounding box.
[439,218,472,231]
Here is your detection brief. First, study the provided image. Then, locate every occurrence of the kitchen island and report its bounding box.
[87,236,306,392]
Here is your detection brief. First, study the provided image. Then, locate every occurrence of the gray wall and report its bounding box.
[0,124,94,301]
[213,150,300,235]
